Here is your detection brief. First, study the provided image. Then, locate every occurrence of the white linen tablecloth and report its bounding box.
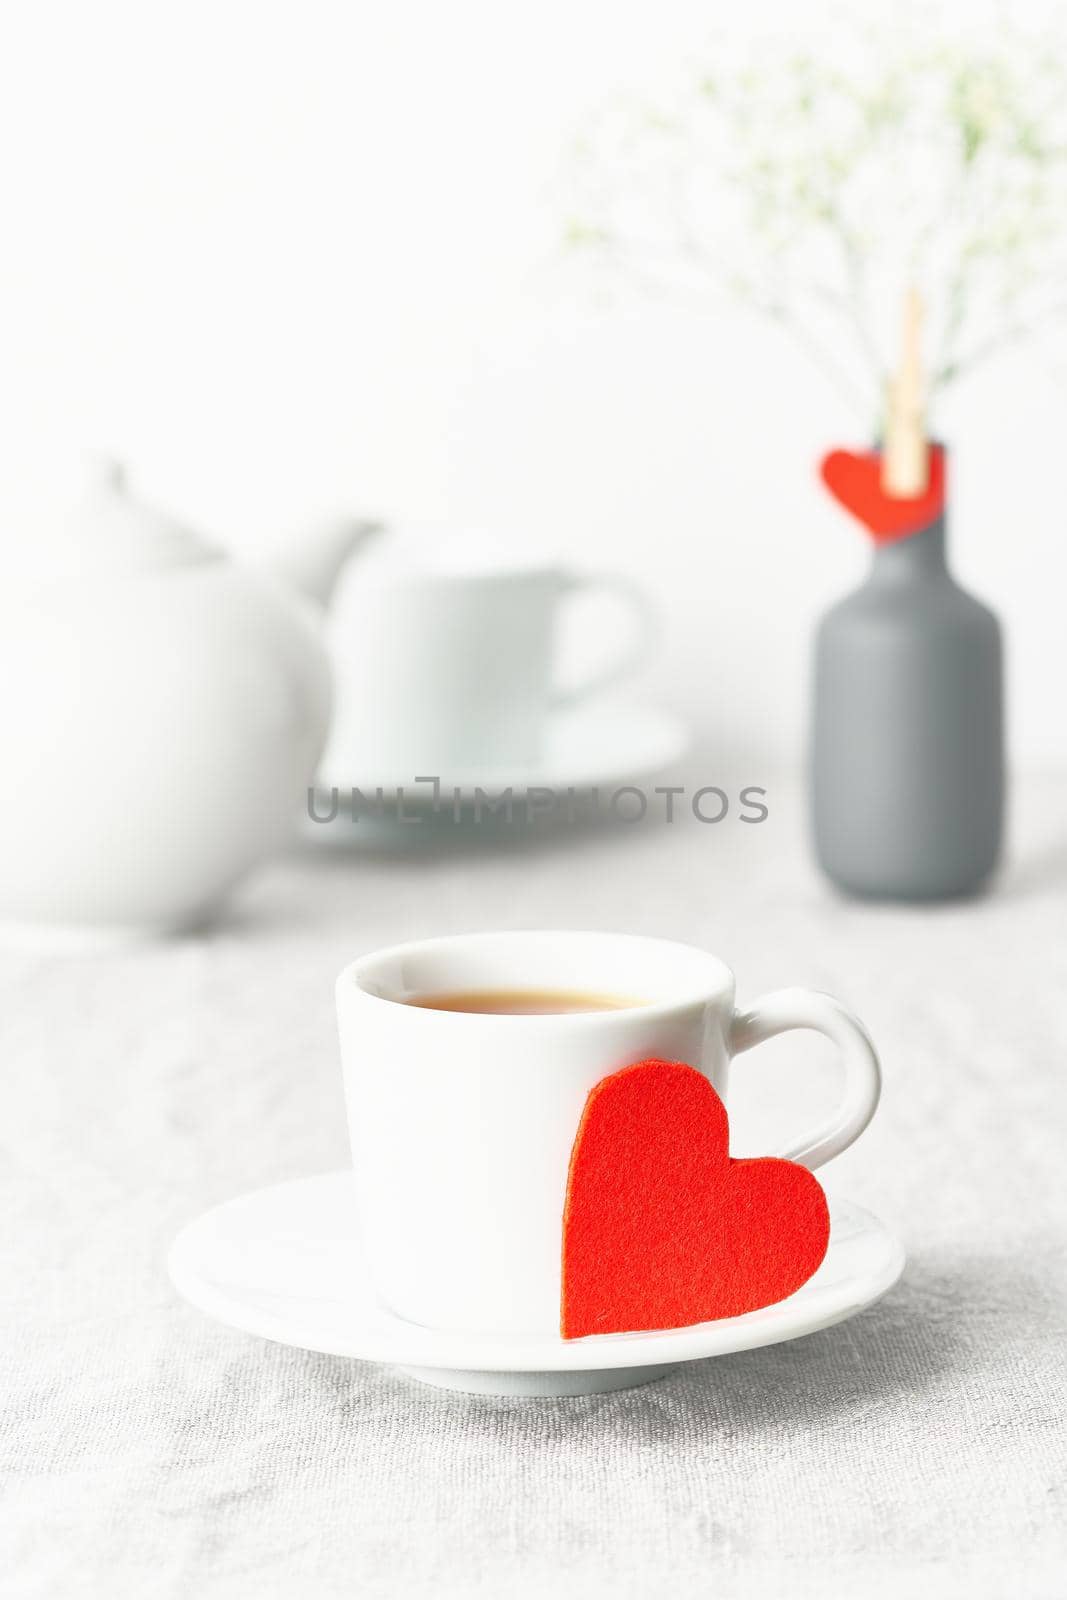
[3,775,1066,1599]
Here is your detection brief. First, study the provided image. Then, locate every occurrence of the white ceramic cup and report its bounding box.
[336,931,881,1336]
[321,543,654,777]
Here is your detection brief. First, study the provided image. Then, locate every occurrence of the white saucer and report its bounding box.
[168,1173,905,1396]
[311,701,689,806]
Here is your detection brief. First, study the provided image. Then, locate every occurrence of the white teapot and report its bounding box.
[0,458,364,941]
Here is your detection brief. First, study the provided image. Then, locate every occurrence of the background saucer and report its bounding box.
[312,701,689,802]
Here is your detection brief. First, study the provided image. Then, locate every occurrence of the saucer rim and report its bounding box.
[168,1172,906,1374]
[313,700,690,800]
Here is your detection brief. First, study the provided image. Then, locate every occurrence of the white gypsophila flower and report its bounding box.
[563,14,1067,426]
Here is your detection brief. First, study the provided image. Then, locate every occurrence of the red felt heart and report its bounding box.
[821,443,945,542]
[561,1058,830,1338]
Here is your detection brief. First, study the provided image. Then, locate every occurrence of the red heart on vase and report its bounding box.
[560,1058,830,1338]
[820,443,945,542]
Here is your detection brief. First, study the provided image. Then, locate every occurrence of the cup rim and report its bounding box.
[337,930,734,1024]
[335,525,571,589]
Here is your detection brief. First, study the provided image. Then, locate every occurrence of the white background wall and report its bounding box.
[2,0,1065,771]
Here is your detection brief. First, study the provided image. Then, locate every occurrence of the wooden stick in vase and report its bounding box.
[881,286,929,497]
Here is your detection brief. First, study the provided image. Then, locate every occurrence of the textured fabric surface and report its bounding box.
[2,776,1066,1599]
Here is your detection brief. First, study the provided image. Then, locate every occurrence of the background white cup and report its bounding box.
[336,931,882,1336]
[321,535,655,778]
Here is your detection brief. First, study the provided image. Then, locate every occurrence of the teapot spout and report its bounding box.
[267,516,382,607]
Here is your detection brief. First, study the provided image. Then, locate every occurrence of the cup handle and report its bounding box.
[728,988,881,1170]
[551,572,657,709]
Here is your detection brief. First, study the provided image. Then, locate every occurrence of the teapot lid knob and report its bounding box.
[83,454,128,497]
[8,454,218,584]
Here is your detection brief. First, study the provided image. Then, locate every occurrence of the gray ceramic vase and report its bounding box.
[812,502,1004,900]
